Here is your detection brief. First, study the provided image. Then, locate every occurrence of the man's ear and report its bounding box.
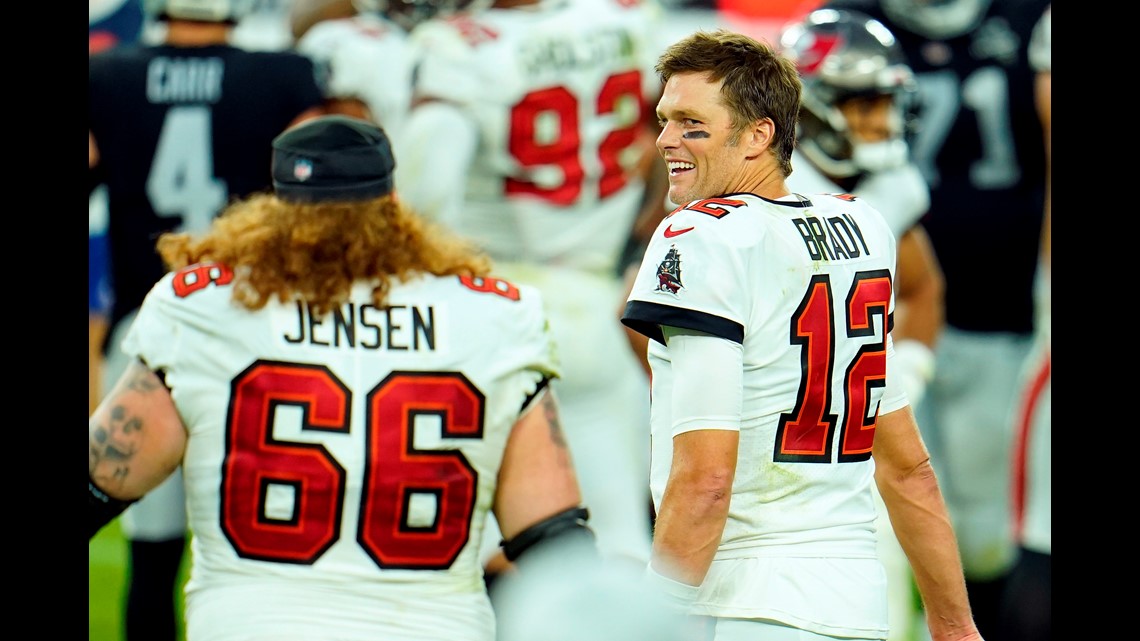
[744,118,775,160]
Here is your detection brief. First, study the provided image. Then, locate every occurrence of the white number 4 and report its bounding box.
[146,106,227,232]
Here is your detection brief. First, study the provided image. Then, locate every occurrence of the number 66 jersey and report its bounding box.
[622,192,910,637]
[121,266,559,641]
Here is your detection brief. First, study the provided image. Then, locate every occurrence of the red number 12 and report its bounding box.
[775,270,892,464]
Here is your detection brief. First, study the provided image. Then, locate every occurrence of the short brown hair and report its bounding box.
[656,29,801,177]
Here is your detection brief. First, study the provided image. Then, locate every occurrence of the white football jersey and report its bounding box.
[122,264,558,641]
[230,0,295,51]
[787,150,930,238]
[407,0,660,273]
[623,192,908,637]
[295,13,415,147]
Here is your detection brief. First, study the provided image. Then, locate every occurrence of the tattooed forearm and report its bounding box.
[89,403,144,491]
[540,391,567,448]
[88,363,182,500]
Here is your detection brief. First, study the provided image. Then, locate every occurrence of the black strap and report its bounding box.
[88,474,136,539]
[501,506,594,562]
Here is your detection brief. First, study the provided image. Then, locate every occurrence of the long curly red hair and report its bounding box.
[156,192,493,317]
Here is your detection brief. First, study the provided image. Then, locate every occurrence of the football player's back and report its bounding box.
[90,115,583,641]
[137,270,554,641]
[294,8,416,145]
[406,0,660,272]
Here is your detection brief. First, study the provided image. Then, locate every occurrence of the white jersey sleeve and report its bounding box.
[407,17,495,106]
[623,201,753,345]
[295,15,415,141]
[121,264,558,641]
[661,327,744,436]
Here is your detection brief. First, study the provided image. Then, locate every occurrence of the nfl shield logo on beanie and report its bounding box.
[293,159,313,182]
[272,115,396,203]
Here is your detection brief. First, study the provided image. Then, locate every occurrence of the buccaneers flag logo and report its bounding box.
[655,244,683,295]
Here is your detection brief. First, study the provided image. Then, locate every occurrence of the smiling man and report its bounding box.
[621,29,984,641]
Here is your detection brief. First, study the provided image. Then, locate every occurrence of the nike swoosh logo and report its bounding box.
[663,224,695,238]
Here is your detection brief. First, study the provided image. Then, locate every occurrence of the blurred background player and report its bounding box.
[999,4,1049,640]
[818,0,1050,637]
[90,0,146,417]
[88,114,595,641]
[90,0,145,52]
[779,10,944,640]
[229,0,297,51]
[88,0,326,636]
[289,0,358,39]
[395,0,662,581]
[289,0,420,135]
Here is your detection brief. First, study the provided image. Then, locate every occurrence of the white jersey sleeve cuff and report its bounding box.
[662,326,742,436]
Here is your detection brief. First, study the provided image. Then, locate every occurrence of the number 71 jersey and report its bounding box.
[622,192,909,556]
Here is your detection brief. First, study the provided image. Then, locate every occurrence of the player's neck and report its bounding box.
[738,163,791,201]
[164,20,232,47]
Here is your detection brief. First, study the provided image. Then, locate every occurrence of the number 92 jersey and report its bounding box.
[122,266,558,641]
[407,0,661,273]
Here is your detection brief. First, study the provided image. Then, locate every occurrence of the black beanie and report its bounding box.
[272,115,396,203]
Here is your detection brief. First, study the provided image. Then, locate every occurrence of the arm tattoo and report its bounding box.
[90,406,142,490]
[88,364,160,491]
[126,365,162,392]
[540,391,568,448]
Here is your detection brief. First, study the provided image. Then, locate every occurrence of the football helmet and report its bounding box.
[353,0,492,31]
[880,0,992,40]
[780,8,917,178]
[143,0,254,23]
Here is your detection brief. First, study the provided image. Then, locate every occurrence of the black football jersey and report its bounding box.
[822,0,1049,334]
[89,44,326,334]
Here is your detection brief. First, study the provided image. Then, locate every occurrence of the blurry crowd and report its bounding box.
[89,0,1050,639]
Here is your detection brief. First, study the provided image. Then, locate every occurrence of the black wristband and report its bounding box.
[501,506,594,562]
[88,474,136,539]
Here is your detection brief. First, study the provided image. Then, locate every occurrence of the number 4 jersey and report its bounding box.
[88,44,325,333]
[622,192,909,638]
[121,266,558,641]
